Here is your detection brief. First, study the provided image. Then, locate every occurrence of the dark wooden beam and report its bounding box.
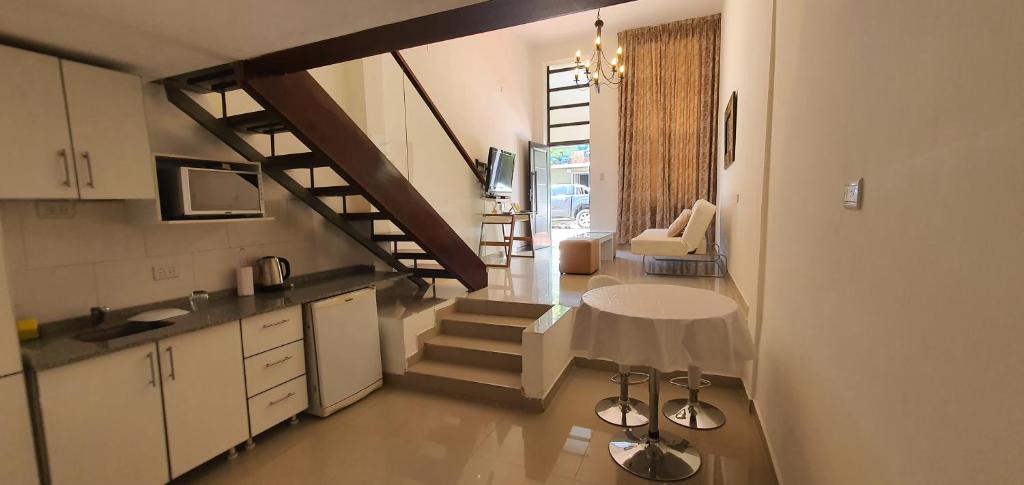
[251,0,636,74]
[390,51,484,184]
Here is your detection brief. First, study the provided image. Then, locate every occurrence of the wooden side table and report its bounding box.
[478,212,535,267]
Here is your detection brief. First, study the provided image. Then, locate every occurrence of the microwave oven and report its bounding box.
[158,162,265,219]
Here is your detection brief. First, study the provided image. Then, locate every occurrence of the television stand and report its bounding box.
[477,212,535,267]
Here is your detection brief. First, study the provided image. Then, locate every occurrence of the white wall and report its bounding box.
[755,1,1024,484]
[0,80,377,323]
[716,0,774,319]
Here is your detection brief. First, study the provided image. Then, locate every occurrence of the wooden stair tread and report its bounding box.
[442,311,535,328]
[170,64,239,93]
[263,152,330,170]
[224,110,288,134]
[372,233,414,242]
[406,360,520,389]
[425,334,522,356]
[393,251,432,260]
[340,212,390,221]
[310,185,360,197]
[413,268,453,278]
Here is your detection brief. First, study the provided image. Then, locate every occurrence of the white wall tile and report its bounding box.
[226,199,295,247]
[19,201,146,269]
[8,265,98,322]
[0,203,27,273]
[192,247,246,292]
[94,254,195,310]
[143,222,229,257]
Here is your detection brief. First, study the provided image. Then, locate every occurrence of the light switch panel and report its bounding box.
[843,178,863,209]
[35,201,75,219]
[152,263,180,281]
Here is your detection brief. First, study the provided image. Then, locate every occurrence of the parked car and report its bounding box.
[550,183,590,228]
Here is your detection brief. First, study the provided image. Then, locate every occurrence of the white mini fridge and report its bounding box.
[303,287,383,417]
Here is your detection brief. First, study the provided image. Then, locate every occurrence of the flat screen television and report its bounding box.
[485,147,515,198]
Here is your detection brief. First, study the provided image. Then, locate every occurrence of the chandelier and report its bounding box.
[573,9,625,93]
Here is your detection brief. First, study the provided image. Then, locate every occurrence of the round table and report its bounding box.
[571,284,755,481]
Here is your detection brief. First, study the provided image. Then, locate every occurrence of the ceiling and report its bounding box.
[0,0,482,78]
[507,0,723,46]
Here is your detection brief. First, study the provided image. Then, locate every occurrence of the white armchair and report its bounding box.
[629,199,725,276]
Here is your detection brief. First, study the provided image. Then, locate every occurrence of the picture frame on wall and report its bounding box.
[724,91,738,169]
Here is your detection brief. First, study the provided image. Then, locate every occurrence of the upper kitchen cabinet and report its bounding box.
[61,60,155,199]
[0,44,79,199]
[0,44,155,200]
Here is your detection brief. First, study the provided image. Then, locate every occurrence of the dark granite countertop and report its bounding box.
[22,266,409,371]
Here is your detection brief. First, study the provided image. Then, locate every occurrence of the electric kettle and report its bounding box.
[253,256,291,291]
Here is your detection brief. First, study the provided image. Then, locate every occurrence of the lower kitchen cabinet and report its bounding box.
[35,321,249,484]
[37,343,168,485]
[160,321,248,479]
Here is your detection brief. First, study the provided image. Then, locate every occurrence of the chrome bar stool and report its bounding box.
[609,367,701,481]
[595,364,650,427]
[664,365,726,430]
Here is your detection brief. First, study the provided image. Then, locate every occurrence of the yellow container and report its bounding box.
[16,318,39,341]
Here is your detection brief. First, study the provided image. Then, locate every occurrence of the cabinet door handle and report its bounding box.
[262,319,289,329]
[165,346,176,381]
[269,392,295,406]
[146,351,156,387]
[264,355,293,368]
[58,149,71,187]
[81,151,95,188]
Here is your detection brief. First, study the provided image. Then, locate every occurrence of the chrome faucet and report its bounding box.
[90,306,111,325]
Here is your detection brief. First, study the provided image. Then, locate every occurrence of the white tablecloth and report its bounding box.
[571,284,755,373]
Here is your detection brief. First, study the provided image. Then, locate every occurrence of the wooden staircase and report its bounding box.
[163,58,487,291]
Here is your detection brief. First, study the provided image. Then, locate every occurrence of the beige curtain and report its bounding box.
[616,14,721,243]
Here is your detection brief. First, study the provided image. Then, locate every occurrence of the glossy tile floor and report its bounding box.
[437,246,747,311]
[178,367,777,484]
[178,247,775,484]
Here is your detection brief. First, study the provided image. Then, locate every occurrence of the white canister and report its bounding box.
[236,266,255,296]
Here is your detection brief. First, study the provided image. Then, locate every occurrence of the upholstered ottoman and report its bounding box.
[559,238,600,274]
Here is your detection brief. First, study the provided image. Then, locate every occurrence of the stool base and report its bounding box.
[664,399,726,430]
[608,428,701,481]
[595,397,650,427]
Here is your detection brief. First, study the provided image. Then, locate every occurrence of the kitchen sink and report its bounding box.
[74,321,175,343]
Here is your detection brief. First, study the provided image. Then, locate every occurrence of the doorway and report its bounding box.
[546,63,592,245]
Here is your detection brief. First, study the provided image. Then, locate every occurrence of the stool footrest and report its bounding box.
[668,375,711,390]
[611,372,651,385]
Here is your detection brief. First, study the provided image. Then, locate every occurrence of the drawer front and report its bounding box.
[244,340,306,397]
[241,306,303,357]
[248,375,308,436]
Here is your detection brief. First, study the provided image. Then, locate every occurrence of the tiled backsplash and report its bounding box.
[0,196,376,323]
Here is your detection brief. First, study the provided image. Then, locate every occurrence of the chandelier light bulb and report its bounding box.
[611,57,618,66]
[617,46,623,56]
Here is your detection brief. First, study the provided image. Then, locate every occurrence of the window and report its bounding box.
[547,64,590,149]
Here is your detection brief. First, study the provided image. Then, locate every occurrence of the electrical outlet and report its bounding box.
[152,263,180,281]
[843,178,863,209]
[35,201,75,219]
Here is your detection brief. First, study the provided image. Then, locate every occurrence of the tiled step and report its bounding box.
[439,312,532,342]
[423,334,522,372]
[404,360,522,405]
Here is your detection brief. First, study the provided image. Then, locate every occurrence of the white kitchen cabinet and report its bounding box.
[37,344,168,485]
[0,44,79,199]
[61,60,155,199]
[0,374,39,485]
[159,321,248,479]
